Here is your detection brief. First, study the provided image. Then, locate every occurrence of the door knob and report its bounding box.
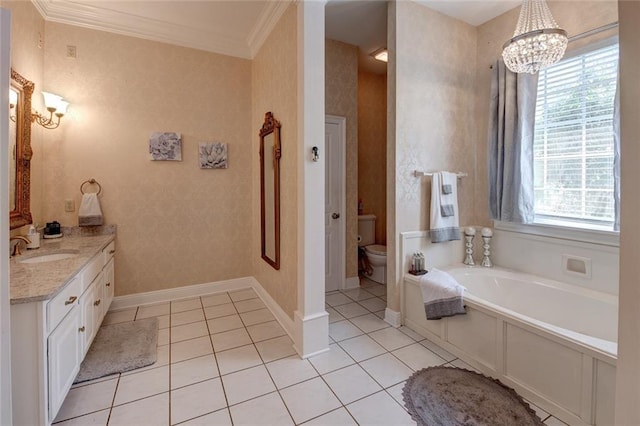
[332,213,340,219]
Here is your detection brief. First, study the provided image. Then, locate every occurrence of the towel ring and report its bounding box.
[80,178,102,196]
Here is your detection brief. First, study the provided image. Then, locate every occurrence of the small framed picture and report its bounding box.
[199,142,228,169]
[149,132,182,161]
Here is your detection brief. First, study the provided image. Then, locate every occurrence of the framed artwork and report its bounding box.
[149,132,182,161]
[199,142,228,169]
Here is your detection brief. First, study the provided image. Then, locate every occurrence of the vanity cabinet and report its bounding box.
[11,238,116,426]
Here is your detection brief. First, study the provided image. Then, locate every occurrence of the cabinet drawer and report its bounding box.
[47,276,82,334]
[80,255,103,293]
[103,240,115,265]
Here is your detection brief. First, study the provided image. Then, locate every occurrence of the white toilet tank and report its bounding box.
[358,214,376,246]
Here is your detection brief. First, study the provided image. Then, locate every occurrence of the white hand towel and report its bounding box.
[419,268,466,320]
[430,171,461,242]
[78,193,103,226]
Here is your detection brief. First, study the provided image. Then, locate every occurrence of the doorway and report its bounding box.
[325,115,346,292]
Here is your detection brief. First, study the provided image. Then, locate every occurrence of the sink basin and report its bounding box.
[18,250,80,264]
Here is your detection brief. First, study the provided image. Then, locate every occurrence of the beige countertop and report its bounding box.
[10,233,116,304]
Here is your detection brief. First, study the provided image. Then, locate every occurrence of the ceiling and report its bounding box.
[32,0,520,72]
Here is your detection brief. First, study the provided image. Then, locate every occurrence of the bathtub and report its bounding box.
[403,265,617,426]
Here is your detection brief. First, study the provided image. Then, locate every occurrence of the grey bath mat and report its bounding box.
[74,317,158,384]
[403,366,544,426]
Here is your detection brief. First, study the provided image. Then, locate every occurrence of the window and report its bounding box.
[533,43,618,230]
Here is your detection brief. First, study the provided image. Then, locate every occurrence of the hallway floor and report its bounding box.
[53,280,567,425]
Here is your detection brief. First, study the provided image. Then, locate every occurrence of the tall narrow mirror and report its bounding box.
[260,112,281,270]
[10,69,34,229]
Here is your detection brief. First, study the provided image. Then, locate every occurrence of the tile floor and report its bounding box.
[54,280,567,425]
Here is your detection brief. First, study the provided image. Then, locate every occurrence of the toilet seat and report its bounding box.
[365,244,386,256]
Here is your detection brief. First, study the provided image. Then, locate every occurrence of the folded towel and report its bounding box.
[78,193,103,226]
[419,268,466,320]
[430,172,461,242]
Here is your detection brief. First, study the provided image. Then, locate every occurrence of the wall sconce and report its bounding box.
[370,47,388,63]
[9,87,17,122]
[32,91,69,129]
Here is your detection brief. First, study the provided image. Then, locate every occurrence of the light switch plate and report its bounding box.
[64,199,75,212]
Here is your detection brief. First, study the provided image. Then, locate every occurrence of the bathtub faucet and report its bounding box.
[480,228,493,268]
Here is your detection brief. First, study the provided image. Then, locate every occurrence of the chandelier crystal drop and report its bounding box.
[502,0,568,74]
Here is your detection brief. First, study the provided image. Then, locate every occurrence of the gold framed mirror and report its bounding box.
[10,69,34,230]
[259,112,281,270]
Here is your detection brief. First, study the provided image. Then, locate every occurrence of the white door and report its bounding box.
[325,116,346,292]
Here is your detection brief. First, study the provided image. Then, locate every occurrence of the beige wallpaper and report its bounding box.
[325,39,358,279]
[41,22,253,296]
[358,71,386,245]
[252,3,298,319]
[389,1,477,311]
[474,0,619,226]
[3,0,45,236]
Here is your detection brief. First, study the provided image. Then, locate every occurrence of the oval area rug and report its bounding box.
[403,366,544,426]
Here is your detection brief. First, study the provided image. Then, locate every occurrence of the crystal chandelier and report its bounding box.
[502,0,568,74]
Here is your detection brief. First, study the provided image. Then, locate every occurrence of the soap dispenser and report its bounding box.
[26,224,40,249]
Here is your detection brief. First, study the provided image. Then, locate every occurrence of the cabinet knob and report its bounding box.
[64,296,78,305]
[106,282,111,287]
[94,299,101,307]
[109,249,115,254]
[78,326,85,332]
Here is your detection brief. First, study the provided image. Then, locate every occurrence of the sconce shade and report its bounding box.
[9,88,17,107]
[33,91,70,129]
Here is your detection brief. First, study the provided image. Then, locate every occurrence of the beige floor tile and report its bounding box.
[171,309,205,327]
[233,297,266,313]
[229,392,294,426]
[171,354,219,389]
[323,364,382,404]
[113,365,169,405]
[265,356,318,389]
[54,379,118,422]
[170,321,209,344]
[178,408,232,425]
[201,293,232,307]
[255,335,296,363]
[308,343,355,375]
[170,378,227,424]
[52,408,110,425]
[338,335,386,362]
[216,344,263,375]
[171,298,202,313]
[280,377,341,424]
[346,391,415,425]
[171,336,213,363]
[211,328,252,352]
[246,320,286,342]
[109,393,169,426]
[136,303,170,319]
[208,314,244,334]
[221,365,276,405]
[204,303,237,320]
[229,288,258,302]
[240,308,275,326]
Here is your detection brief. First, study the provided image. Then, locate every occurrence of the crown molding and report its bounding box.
[32,0,253,59]
[247,0,293,58]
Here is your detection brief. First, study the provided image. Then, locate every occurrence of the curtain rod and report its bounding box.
[569,21,618,43]
[489,21,619,69]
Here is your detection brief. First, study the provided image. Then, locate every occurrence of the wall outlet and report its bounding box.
[64,199,75,212]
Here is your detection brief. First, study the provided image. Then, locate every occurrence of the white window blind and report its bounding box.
[533,43,618,227]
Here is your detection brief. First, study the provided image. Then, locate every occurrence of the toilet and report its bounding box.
[358,214,387,284]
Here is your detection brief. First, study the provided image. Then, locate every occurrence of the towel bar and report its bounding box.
[80,178,102,195]
[414,171,468,178]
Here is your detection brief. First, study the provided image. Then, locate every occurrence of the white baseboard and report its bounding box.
[345,276,360,289]
[249,277,295,339]
[110,277,255,311]
[384,308,402,328]
[110,276,297,343]
[293,310,329,358]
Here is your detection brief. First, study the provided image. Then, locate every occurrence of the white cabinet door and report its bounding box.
[103,258,114,316]
[48,307,82,421]
[79,273,103,355]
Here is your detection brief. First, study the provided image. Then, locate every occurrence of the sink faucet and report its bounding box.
[10,236,31,257]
